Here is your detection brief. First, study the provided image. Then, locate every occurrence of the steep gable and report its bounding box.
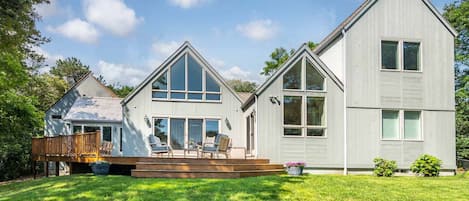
[123,41,243,104]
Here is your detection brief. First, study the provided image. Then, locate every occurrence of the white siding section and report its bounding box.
[319,37,345,82]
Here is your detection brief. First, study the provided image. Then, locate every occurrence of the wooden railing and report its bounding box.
[32,131,101,159]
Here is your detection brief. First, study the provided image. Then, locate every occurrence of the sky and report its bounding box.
[34,0,454,86]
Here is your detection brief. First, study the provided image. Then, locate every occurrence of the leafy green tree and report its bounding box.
[227,79,257,93]
[50,57,90,86]
[27,73,68,111]
[107,84,135,98]
[444,0,469,160]
[261,41,318,76]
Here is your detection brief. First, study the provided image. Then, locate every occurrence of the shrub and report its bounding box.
[373,157,397,177]
[410,154,442,177]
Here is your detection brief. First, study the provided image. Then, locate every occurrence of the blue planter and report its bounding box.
[287,166,304,176]
[91,163,110,176]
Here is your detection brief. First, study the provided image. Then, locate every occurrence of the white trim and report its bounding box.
[379,39,423,73]
[380,109,423,141]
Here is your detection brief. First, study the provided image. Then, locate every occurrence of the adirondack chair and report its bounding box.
[99,141,113,156]
[149,135,173,157]
[200,134,231,159]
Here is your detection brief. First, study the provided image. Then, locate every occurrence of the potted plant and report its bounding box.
[90,161,110,176]
[285,162,306,176]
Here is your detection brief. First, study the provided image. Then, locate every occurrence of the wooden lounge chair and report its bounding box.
[99,141,113,156]
[200,134,230,159]
[149,135,173,157]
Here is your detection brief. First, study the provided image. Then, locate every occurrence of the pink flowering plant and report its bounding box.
[285,162,306,168]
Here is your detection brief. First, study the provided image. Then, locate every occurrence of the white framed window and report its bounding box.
[153,117,221,150]
[151,52,222,102]
[283,96,326,137]
[283,57,325,91]
[380,40,421,72]
[381,110,422,140]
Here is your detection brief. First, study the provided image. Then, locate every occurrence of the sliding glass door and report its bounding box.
[170,118,185,149]
[188,119,203,147]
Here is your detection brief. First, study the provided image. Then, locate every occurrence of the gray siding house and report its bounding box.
[45,0,457,174]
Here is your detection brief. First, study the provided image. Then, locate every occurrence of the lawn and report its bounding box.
[0,173,468,201]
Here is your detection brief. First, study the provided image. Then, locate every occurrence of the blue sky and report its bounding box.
[34,0,453,86]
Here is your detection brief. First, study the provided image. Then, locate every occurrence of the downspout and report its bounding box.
[342,29,348,175]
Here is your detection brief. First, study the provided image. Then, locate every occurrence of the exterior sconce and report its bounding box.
[225,118,232,130]
[269,96,281,105]
[144,115,151,128]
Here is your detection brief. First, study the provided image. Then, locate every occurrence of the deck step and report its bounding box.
[135,163,284,171]
[131,169,285,178]
[136,158,270,165]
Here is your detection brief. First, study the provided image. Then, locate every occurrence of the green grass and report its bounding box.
[0,173,469,201]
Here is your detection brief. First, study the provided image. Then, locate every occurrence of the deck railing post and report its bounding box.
[96,130,101,159]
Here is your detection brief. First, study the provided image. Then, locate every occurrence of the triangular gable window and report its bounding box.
[152,53,221,102]
[282,56,325,91]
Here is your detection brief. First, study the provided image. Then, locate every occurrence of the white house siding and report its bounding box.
[318,37,345,82]
[256,52,344,168]
[344,0,456,169]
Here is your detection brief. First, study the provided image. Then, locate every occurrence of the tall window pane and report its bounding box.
[188,119,203,146]
[404,42,420,71]
[73,126,82,134]
[284,96,302,125]
[381,41,398,70]
[152,71,167,90]
[187,55,203,91]
[404,111,421,139]
[103,126,112,142]
[170,56,186,90]
[206,120,219,138]
[206,73,220,92]
[283,60,302,90]
[170,118,185,149]
[154,118,168,144]
[307,97,324,126]
[382,111,399,139]
[306,62,324,90]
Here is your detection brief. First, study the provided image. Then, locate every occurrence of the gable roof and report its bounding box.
[314,0,458,55]
[45,72,117,113]
[241,43,344,109]
[64,97,123,123]
[122,41,243,104]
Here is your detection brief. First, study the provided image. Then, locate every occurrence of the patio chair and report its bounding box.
[200,134,231,159]
[149,135,173,157]
[99,141,113,156]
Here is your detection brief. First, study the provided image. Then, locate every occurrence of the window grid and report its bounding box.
[151,52,222,102]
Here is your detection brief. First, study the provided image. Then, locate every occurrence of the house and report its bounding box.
[45,72,119,137]
[44,0,457,174]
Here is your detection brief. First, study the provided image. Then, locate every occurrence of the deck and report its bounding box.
[31,132,285,178]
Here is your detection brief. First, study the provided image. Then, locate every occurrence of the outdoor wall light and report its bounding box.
[269,96,281,105]
[144,115,151,128]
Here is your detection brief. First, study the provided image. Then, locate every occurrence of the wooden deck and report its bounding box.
[32,132,285,178]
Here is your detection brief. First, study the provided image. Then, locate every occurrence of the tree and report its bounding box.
[443,0,469,161]
[107,84,134,98]
[0,0,48,181]
[50,57,90,86]
[261,41,318,76]
[27,73,68,111]
[227,79,257,93]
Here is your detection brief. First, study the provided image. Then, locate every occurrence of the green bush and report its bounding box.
[373,157,397,177]
[410,154,442,177]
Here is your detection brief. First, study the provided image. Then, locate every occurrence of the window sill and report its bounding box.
[380,69,423,73]
[152,98,222,104]
[282,136,327,139]
[380,139,424,142]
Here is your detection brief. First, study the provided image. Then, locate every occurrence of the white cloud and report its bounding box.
[236,19,278,41]
[34,0,58,17]
[151,40,181,57]
[84,0,143,36]
[96,60,147,86]
[169,0,208,9]
[47,19,100,44]
[221,66,250,80]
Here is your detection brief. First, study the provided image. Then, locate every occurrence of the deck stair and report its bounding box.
[131,158,285,178]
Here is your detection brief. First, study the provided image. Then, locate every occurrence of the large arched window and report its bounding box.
[152,53,221,102]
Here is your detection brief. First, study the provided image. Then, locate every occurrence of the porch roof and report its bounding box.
[64,97,123,123]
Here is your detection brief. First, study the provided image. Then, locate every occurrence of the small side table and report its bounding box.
[184,146,199,158]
